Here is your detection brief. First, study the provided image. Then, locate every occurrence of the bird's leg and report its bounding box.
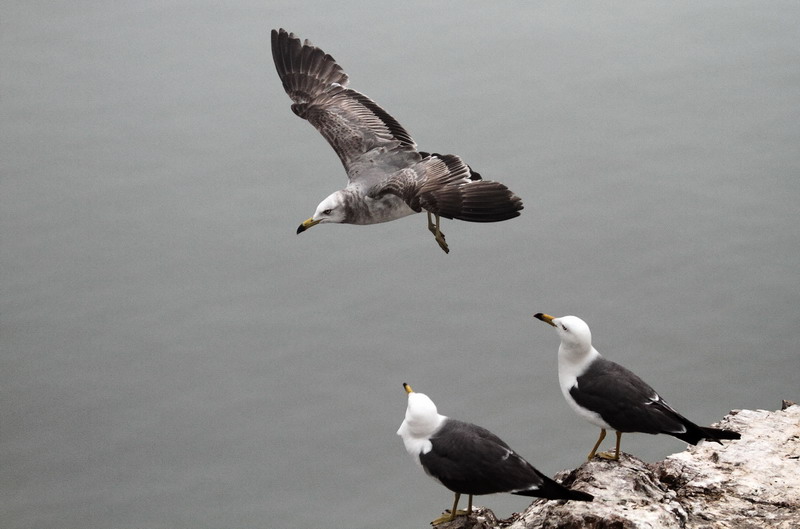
[426,211,436,235]
[431,492,473,525]
[426,211,449,254]
[587,428,607,460]
[597,431,622,461]
[450,492,461,520]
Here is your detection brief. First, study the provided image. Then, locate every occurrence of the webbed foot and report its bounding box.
[431,509,470,525]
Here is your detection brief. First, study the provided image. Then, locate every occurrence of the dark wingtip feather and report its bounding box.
[271,28,349,105]
[702,427,741,441]
[673,419,741,445]
[271,28,416,153]
[512,477,593,502]
[567,489,594,502]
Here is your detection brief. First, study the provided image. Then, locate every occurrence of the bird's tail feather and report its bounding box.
[701,426,741,442]
[512,475,593,502]
[417,153,523,222]
[673,419,741,445]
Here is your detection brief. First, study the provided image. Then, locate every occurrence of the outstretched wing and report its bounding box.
[271,29,417,180]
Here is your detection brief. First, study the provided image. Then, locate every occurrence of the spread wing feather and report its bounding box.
[271,29,416,178]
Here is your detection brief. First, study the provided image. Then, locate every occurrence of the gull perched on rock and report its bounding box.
[397,383,592,525]
[533,313,741,461]
[271,29,523,253]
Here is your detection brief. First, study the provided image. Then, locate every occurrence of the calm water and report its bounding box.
[3,2,799,528]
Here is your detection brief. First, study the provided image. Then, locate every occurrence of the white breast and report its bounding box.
[558,347,612,430]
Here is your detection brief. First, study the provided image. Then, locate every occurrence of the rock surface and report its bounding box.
[430,402,799,529]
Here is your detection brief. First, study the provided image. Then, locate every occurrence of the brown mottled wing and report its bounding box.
[271,29,417,181]
[376,153,523,222]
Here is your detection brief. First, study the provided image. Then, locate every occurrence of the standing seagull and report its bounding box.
[533,313,740,461]
[397,383,592,525]
[271,29,523,253]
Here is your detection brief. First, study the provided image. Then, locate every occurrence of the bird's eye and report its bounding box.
[561,324,569,332]
[323,209,332,215]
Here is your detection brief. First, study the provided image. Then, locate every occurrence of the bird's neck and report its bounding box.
[341,187,415,224]
[406,413,446,439]
[558,345,600,382]
[398,414,446,458]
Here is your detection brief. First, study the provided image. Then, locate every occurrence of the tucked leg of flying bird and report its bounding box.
[426,211,449,253]
[413,153,521,253]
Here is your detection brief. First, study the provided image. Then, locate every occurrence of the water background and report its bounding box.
[3,2,799,528]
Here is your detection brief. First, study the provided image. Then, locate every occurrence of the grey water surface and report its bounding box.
[3,2,799,528]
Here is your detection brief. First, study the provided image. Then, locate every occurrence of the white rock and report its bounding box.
[430,403,799,529]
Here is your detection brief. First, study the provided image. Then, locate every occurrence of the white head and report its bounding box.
[296,191,348,233]
[396,383,446,458]
[534,313,595,363]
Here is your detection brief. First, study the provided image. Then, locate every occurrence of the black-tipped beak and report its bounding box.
[533,313,556,326]
[297,217,320,234]
[403,382,414,394]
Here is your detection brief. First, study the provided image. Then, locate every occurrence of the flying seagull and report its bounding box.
[533,313,740,461]
[271,29,523,253]
[397,383,592,525]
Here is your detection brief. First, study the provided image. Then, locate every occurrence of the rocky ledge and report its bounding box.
[433,401,799,529]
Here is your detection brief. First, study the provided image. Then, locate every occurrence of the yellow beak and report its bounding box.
[533,313,556,326]
[403,382,414,394]
[296,217,321,234]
